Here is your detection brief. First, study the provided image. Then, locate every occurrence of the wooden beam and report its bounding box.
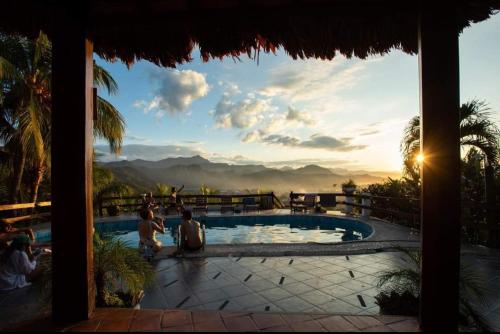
[418,6,461,332]
[51,8,94,323]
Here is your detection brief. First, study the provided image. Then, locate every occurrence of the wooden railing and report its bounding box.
[98,192,284,216]
[290,191,420,228]
[0,201,51,224]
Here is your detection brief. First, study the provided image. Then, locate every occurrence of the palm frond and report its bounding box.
[94,64,118,95]
[94,96,125,154]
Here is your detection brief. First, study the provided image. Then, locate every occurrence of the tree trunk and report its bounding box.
[10,148,26,203]
[30,164,46,212]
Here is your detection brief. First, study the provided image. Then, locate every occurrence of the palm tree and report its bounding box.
[0,31,125,203]
[401,99,500,177]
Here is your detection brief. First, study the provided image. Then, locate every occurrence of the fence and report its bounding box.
[0,201,52,224]
[290,191,420,228]
[98,192,285,216]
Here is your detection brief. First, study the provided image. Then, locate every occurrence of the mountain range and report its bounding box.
[98,154,398,194]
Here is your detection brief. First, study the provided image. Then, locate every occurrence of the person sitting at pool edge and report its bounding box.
[138,209,165,253]
[178,210,203,254]
[0,234,44,291]
[0,221,36,250]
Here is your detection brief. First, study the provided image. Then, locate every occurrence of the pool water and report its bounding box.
[35,214,372,246]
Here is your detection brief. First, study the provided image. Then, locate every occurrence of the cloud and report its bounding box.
[286,106,315,125]
[214,95,275,129]
[133,69,209,115]
[258,58,369,104]
[124,134,152,143]
[261,133,366,152]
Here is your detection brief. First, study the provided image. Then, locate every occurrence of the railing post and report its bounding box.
[361,193,372,218]
[344,193,354,215]
[290,191,294,212]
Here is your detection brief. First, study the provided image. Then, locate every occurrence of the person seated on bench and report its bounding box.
[142,192,159,212]
[0,222,35,250]
[0,234,45,291]
[178,210,203,253]
[138,209,165,253]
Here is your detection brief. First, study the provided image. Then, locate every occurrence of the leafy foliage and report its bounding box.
[375,247,492,331]
[93,232,155,307]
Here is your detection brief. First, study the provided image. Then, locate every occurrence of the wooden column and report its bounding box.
[51,10,95,323]
[418,6,461,332]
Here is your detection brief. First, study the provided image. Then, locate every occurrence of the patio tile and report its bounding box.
[361,324,394,332]
[297,290,335,305]
[251,313,286,329]
[338,280,373,293]
[319,299,363,315]
[220,283,254,298]
[286,271,316,282]
[230,293,270,308]
[194,288,229,304]
[129,309,163,332]
[161,310,192,328]
[343,315,385,330]
[376,315,415,325]
[321,273,352,285]
[223,315,258,331]
[259,287,293,302]
[289,319,326,332]
[341,293,378,309]
[274,296,315,312]
[308,267,335,276]
[244,278,278,292]
[219,311,252,319]
[303,278,336,289]
[281,314,313,324]
[65,320,101,332]
[191,310,222,324]
[162,323,194,332]
[320,284,357,298]
[96,318,133,332]
[193,319,227,332]
[260,324,294,332]
[281,281,315,295]
[244,302,284,313]
[387,319,420,332]
[317,315,359,332]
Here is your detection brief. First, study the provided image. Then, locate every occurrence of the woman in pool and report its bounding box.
[138,209,165,254]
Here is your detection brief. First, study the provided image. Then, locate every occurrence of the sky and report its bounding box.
[94,13,500,173]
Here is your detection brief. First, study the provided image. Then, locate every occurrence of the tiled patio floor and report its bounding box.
[141,252,411,315]
[61,308,420,332]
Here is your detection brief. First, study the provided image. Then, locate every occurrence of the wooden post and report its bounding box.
[485,163,498,247]
[418,6,461,332]
[52,8,95,323]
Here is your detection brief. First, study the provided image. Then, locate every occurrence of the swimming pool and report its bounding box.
[35,214,373,245]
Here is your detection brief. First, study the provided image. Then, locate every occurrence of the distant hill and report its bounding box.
[98,155,389,194]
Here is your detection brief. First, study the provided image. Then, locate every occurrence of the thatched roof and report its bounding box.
[2,0,499,67]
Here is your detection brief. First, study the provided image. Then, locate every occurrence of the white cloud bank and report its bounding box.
[133,69,209,118]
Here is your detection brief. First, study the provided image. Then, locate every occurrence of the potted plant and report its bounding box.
[341,179,357,194]
[93,233,155,308]
[34,233,155,310]
[374,247,492,331]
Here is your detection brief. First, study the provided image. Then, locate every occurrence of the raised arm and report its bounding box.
[152,219,165,234]
[177,185,185,193]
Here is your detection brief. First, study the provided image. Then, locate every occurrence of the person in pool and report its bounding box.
[168,185,185,214]
[138,208,165,253]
